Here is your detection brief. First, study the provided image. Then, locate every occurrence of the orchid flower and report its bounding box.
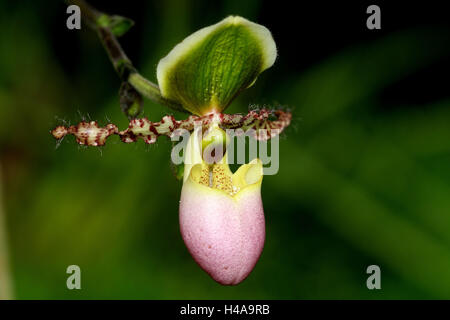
[52,9,291,285]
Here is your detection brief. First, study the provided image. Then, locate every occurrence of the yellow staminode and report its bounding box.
[184,125,263,198]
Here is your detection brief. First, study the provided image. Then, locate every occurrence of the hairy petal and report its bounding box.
[51,109,292,146]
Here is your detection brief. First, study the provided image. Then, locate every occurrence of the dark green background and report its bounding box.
[0,0,449,299]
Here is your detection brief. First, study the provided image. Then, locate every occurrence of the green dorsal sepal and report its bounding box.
[157,16,277,116]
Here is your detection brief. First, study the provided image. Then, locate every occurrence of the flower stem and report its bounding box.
[0,162,13,300]
[128,73,185,112]
[65,0,186,114]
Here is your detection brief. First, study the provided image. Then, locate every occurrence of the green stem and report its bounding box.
[128,73,185,112]
[0,162,13,300]
[65,0,186,113]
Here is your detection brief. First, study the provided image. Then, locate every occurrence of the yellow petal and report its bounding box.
[232,158,263,190]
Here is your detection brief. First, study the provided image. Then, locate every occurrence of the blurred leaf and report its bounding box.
[279,144,450,298]
[278,29,450,132]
